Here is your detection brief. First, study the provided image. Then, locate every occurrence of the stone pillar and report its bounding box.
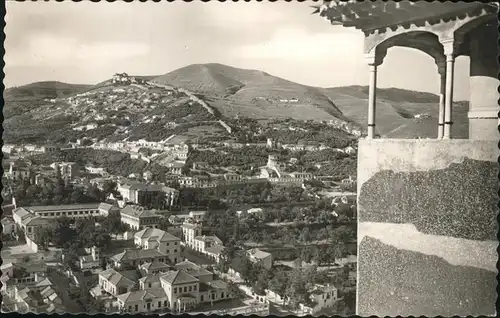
[468,22,499,140]
[437,62,447,139]
[441,40,455,139]
[365,54,382,139]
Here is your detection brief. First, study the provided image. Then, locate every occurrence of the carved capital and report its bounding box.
[435,59,447,76]
[364,48,387,67]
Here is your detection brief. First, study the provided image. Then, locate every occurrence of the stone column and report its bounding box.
[441,40,455,139]
[437,62,447,139]
[365,54,382,139]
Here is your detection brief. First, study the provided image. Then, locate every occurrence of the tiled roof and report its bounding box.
[139,274,160,284]
[174,261,213,278]
[160,270,199,285]
[111,249,165,262]
[40,286,57,298]
[207,279,228,290]
[22,216,52,227]
[100,268,139,288]
[141,261,170,272]
[117,288,166,303]
[35,278,53,288]
[205,245,225,256]
[135,228,180,242]
[194,235,223,245]
[26,203,100,212]
[13,207,32,220]
[247,248,271,260]
[98,203,117,211]
[120,205,159,218]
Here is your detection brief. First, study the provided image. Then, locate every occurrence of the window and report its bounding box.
[166,243,170,246]
[200,295,204,302]
[164,300,168,307]
[193,285,197,291]
[135,305,138,311]
[148,283,152,288]
[188,286,192,292]
[174,249,177,253]
[158,301,161,308]
[184,287,187,293]
[129,306,132,311]
[174,288,177,293]
[221,292,224,298]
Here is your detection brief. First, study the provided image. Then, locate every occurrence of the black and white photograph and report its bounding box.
[0,0,498,316]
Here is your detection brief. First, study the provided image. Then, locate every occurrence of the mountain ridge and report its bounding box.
[3,63,469,140]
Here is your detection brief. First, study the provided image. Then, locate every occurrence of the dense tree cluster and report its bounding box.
[202,205,355,247]
[14,179,106,207]
[29,149,153,178]
[37,217,112,262]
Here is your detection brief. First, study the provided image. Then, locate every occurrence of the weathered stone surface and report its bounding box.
[358,236,497,317]
[359,158,498,240]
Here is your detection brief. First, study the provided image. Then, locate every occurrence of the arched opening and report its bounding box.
[370,31,470,139]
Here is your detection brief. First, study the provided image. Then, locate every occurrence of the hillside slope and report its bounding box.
[321,86,469,139]
[152,63,351,123]
[4,81,92,101]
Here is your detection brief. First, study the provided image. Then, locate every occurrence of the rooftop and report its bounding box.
[111,248,166,262]
[247,248,271,260]
[174,260,213,278]
[139,274,161,284]
[120,205,160,219]
[117,288,166,303]
[194,235,223,245]
[26,203,100,212]
[160,270,199,285]
[140,261,171,272]
[135,228,180,242]
[99,268,139,287]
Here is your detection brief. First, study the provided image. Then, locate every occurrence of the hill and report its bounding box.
[3,64,471,144]
[152,63,352,123]
[2,79,230,145]
[4,81,92,101]
[321,86,469,138]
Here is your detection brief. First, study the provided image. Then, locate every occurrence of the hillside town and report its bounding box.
[2,105,358,315]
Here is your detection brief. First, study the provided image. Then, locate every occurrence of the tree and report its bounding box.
[300,247,314,264]
[36,227,53,250]
[285,269,309,310]
[333,243,347,263]
[102,180,118,195]
[268,270,289,305]
[52,217,76,248]
[298,227,311,243]
[100,257,107,270]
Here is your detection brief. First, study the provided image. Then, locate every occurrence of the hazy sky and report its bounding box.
[5,1,470,99]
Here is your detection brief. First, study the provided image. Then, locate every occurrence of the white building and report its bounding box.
[299,284,341,315]
[247,248,273,270]
[120,205,160,231]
